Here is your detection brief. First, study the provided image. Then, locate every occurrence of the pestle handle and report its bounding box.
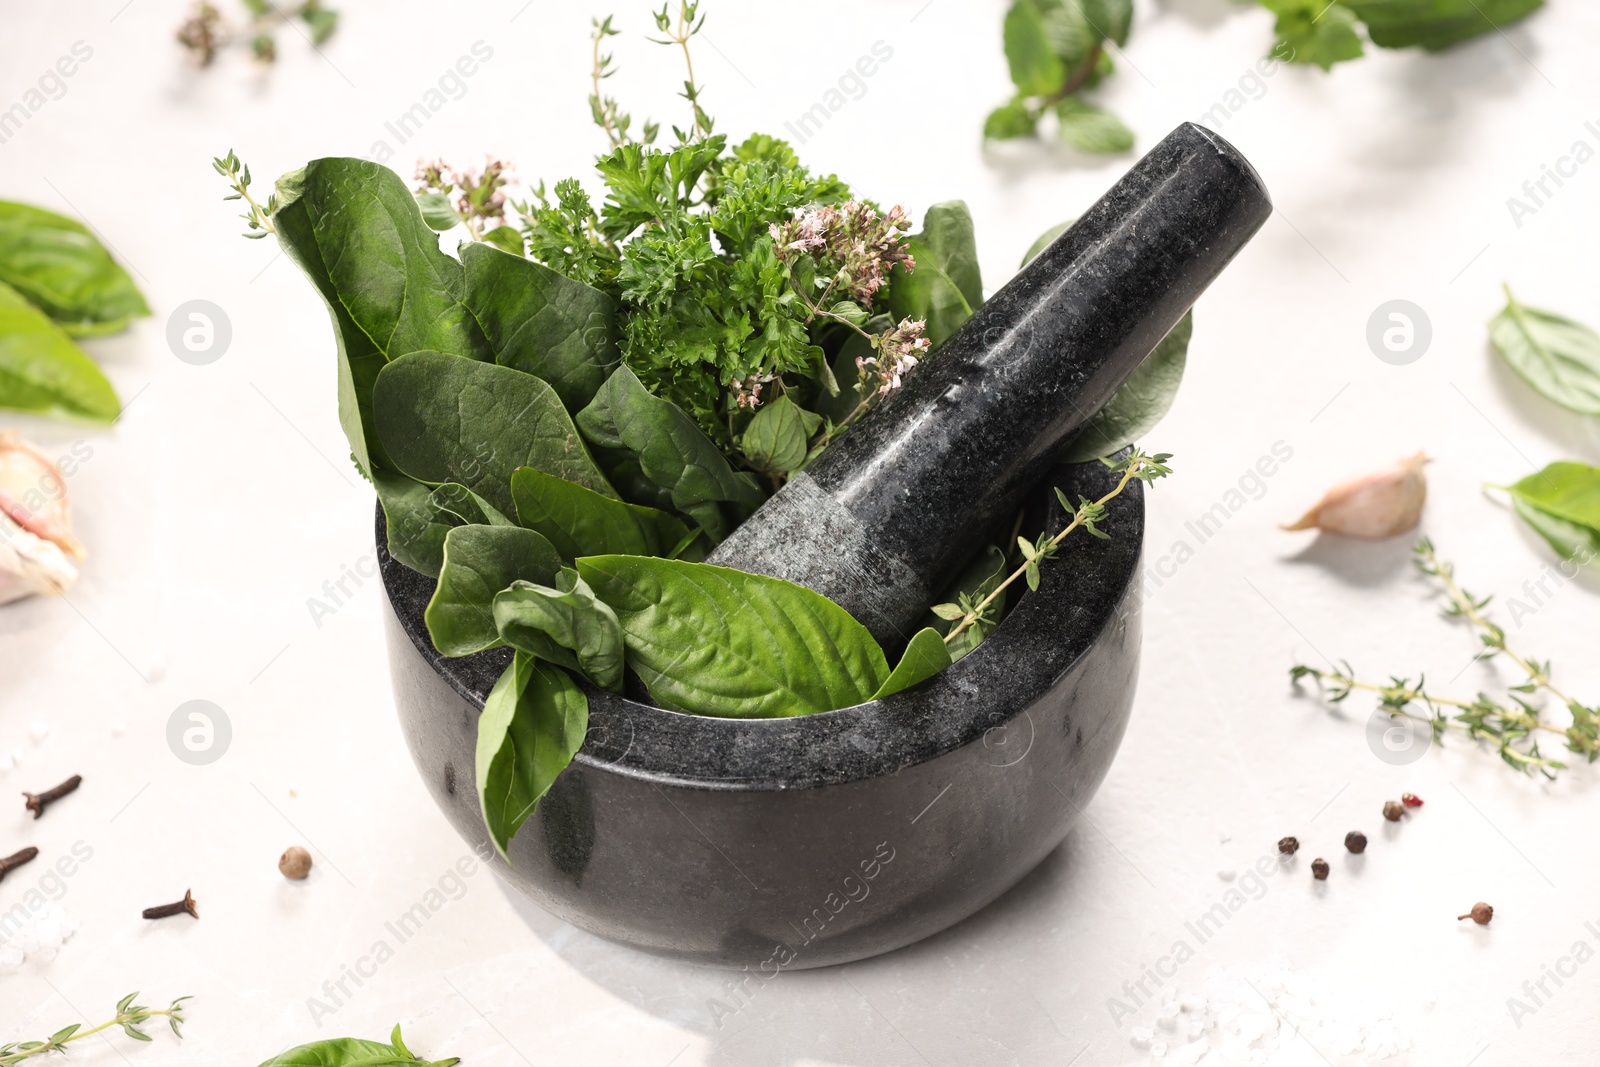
[710,122,1272,645]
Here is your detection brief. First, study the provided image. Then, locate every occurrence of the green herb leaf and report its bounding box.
[871,627,953,700]
[460,241,620,414]
[0,201,149,336]
[1489,286,1600,415]
[1505,462,1600,565]
[414,192,458,232]
[510,467,693,561]
[429,482,513,527]
[1020,221,1073,268]
[1059,311,1191,462]
[373,350,615,519]
[477,654,587,860]
[494,568,625,689]
[576,366,764,539]
[425,525,562,657]
[740,394,821,474]
[887,201,983,348]
[927,545,1009,659]
[576,556,889,717]
[253,1028,459,1066]
[1081,0,1134,47]
[373,468,453,577]
[1004,0,1068,96]
[302,5,339,44]
[1262,0,1365,69]
[1054,97,1134,154]
[984,101,1038,140]
[1341,0,1543,52]
[480,226,526,257]
[272,159,493,472]
[0,279,120,422]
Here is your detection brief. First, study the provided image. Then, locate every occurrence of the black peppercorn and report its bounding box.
[1345,830,1368,854]
[1278,836,1300,855]
[1311,858,1330,880]
[1382,800,1405,822]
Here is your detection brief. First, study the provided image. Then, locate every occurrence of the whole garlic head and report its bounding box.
[0,433,85,605]
[1283,452,1429,540]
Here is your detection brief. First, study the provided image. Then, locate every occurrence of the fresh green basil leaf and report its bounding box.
[1506,462,1600,537]
[373,468,453,577]
[984,101,1038,140]
[493,568,624,690]
[0,201,149,336]
[1263,0,1365,69]
[272,159,493,472]
[1004,0,1067,95]
[1054,97,1134,154]
[1489,287,1600,416]
[374,350,615,518]
[1512,495,1600,567]
[480,226,526,256]
[459,241,620,414]
[477,654,588,859]
[576,365,765,538]
[428,482,513,527]
[0,279,119,423]
[414,192,459,232]
[740,394,821,474]
[871,627,953,700]
[510,467,693,562]
[576,555,889,718]
[1059,311,1191,462]
[887,201,983,348]
[425,525,562,657]
[253,1026,458,1067]
[1341,0,1542,52]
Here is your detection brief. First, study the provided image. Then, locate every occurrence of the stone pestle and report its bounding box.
[708,122,1273,647]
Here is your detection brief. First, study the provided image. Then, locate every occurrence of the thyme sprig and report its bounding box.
[1,993,190,1065]
[1290,539,1600,779]
[212,149,276,239]
[937,450,1173,646]
[648,1,712,143]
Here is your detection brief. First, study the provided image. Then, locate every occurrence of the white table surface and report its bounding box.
[5,0,1600,1063]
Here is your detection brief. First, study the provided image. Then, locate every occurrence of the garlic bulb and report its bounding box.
[0,433,85,605]
[1283,452,1428,539]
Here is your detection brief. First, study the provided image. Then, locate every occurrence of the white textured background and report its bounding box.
[3,0,1599,1063]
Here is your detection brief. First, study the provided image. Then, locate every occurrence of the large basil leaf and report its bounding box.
[425,525,562,657]
[0,202,148,336]
[1342,0,1543,52]
[1022,221,1191,462]
[273,159,492,472]
[255,1025,458,1067]
[0,279,119,422]
[577,366,764,539]
[493,568,624,689]
[1505,463,1600,566]
[739,394,821,474]
[871,627,953,700]
[576,556,889,718]
[510,467,692,562]
[373,350,614,518]
[887,201,983,348]
[1489,287,1600,416]
[477,654,588,859]
[459,241,619,414]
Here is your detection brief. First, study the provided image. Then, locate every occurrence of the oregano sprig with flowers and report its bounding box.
[1291,539,1600,779]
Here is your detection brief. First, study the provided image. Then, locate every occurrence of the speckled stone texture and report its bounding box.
[709,122,1271,646]
[381,457,1144,969]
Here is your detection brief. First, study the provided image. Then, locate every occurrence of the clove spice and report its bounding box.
[142,889,199,921]
[24,774,82,819]
[0,846,39,882]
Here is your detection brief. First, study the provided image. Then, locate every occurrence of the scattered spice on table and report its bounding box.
[1459,902,1494,925]
[142,889,199,921]
[1344,831,1367,854]
[1277,836,1299,855]
[23,774,81,819]
[279,846,312,880]
[0,846,38,882]
[1311,858,1330,880]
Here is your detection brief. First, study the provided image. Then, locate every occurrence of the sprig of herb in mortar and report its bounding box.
[985,0,1134,152]
[1,993,189,1065]
[177,0,339,67]
[937,450,1172,645]
[1290,539,1600,778]
[1255,0,1544,71]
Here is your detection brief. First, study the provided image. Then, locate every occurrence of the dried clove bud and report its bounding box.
[1277,836,1300,855]
[1458,902,1493,925]
[143,889,199,921]
[1345,830,1368,854]
[1311,858,1330,880]
[1383,800,1406,822]
[1282,452,1428,539]
[279,846,313,880]
[0,433,86,605]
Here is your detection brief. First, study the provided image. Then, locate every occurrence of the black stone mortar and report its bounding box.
[381,456,1144,969]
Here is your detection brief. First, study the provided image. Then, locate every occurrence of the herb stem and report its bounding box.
[592,22,622,149]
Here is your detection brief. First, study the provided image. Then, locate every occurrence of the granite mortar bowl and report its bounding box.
[381,455,1145,969]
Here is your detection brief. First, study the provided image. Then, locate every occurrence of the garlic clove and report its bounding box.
[1282,452,1428,539]
[0,433,85,603]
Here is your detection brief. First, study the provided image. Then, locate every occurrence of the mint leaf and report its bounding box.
[1263,0,1365,69]
[1054,97,1134,154]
